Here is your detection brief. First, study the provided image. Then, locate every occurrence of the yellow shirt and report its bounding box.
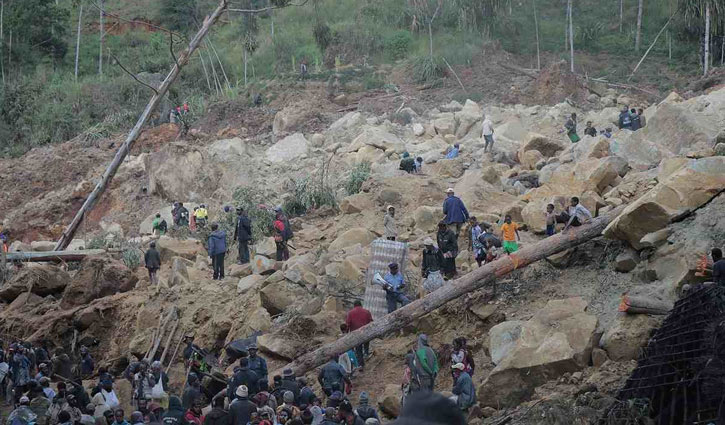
[194,208,208,219]
[501,222,518,242]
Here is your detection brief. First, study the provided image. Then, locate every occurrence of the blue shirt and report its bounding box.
[446,147,459,159]
[383,272,405,293]
[443,196,470,224]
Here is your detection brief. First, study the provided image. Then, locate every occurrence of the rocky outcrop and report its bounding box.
[478,298,598,408]
[327,228,376,253]
[61,257,138,308]
[156,237,204,262]
[604,157,725,249]
[266,133,310,163]
[0,265,70,302]
[600,314,661,361]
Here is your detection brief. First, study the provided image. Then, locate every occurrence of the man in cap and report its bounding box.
[247,345,268,385]
[276,391,300,421]
[382,263,410,313]
[233,207,253,264]
[451,363,476,412]
[442,188,469,237]
[383,206,398,241]
[279,369,299,403]
[354,392,379,422]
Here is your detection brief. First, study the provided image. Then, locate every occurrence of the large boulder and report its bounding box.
[156,237,203,262]
[147,148,217,201]
[609,132,671,171]
[257,332,303,360]
[437,158,465,178]
[273,107,311,135]
[253,237,278,259]
[520,196,567,234]
[208,137,248,159]
[328,228,376,253]
[520,133,565,158]
[377,384,402,418]
[604,157,725,249]
[600,314,660,361]
[478,297,598,408]
[346,126,405,154]
[251,255,277,275]
[454,100,483,138]
[0,265,70,302]
[237,274,265,294]
[169,257,191,287]
[259,280,309,315]
[413,206,440,232]
[433,113,456,136]
[340,193,374,214]
[61,257,138,308]
[30,241,56,252]
[266,133,309,163]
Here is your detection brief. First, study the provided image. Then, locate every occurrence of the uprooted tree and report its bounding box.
[279,206,625,376]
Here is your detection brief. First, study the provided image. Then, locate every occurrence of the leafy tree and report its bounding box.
[7,0,69,65]
[679,0,724,76]
[159,0,200,33]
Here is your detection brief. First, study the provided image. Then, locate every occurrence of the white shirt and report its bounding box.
[569,204,592,223]
[482,118,494,136]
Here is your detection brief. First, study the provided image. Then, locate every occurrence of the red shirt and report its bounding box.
[346,306,373,332]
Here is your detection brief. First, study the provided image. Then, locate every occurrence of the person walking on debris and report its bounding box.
[482,114,495,153]
[207,223,227,280]
[413,334,439,391]
[233,207,252,265]
[584,121,597,137]
[382,262,411,313]
[618,106,632,130]
[500,215,521,254]
[273,208,291,261]
[383,206,398,241]
[79,346,94,378]
[194,205,208,229]
[556,196,592,232]
[565,113,580,143]
[442,188,469,237]
[152,214,167,236]
[421,238,445,292]
[450,363,475,413]
[437,221,458,279]
[144,242,161,285]
[345,300,373,368]
[469,217,485,267]
[317,357,350,397]
[175,203,189,227]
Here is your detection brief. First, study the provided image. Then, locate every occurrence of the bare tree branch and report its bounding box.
[109,51,159,95]
[228,0,309,13]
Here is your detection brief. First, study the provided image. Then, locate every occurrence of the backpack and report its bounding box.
[399,157,415,173]
[158,220,167,232]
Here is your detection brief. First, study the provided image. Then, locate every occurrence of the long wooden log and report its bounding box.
[54,0,229,251]
[5,250,107,262]
[280,206,625,376]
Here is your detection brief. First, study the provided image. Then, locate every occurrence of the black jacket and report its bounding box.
[437,229,458,256]
[145,248,161,269]
[228,398,257,425]
[203,407,231,425]
[227,368,259,399]
[280,377,300,403]
[233,215,252,242]
[421,247,444,277]
[162,396,186,425]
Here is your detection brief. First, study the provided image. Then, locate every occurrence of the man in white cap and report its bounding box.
[383,206,398,241]
[442,188,469,237]
[229,385,256,425]
[451,363,476,412]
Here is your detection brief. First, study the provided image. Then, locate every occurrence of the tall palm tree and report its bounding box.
[679,0,724,76]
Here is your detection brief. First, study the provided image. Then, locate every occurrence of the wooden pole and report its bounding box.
[628,14,674,82]
[4,249,106,262]
[278,206,625,376]
[165,327,187,374]
[159,317,180,365]
[54,0,229,251]
[75,2,83,82]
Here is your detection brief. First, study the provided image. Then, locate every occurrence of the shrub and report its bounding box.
[411,54,444,83]
[344,162,371,195]
[384,30,413,60]
[121,245,142,270]
[232,186,276,242]
[363,73,385,90]
[282,174,338,218]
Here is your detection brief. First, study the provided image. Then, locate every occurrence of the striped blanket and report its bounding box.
[363,238,409,321]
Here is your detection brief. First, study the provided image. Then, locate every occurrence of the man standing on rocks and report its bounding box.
[482,114,494,153]
[317,357,350,397]
[207,223,227,280]
[565,113,579,143]
[500,215,521,254]
[383,206,398,241]
[618,106,632,130]
[421,238,445,292]
[246,345,267,386]
[413,334,438,391]
[345,300,373,368]
[273,208,291,262]
[437,222,459,279]
[233,208,252,265]
[144,242,161,285]
[442,188,469,237]
[711,248,725,286]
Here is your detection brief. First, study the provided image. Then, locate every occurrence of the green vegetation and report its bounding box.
[0,0,720,156]
[344,161,372,195]
[232,186,276,242]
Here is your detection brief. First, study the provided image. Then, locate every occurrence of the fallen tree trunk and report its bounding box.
[54,0,229,251]
[280,206,625,376]
[619,294,671,315]
[5,250,107,262]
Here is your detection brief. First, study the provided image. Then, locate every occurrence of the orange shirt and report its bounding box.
[501,222,518,241]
